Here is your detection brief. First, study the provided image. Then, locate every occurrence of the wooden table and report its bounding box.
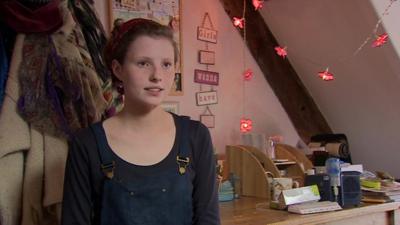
[220,197,400,225]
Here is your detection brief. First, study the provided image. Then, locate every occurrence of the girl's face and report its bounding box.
[112,36,175,109]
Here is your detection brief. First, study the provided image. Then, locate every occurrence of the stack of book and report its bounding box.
[362,183,400,203]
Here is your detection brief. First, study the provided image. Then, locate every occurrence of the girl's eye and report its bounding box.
[137,61,150,67]
[163,62,173,69]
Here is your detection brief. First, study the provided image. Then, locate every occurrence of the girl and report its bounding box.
[61,18,220,225]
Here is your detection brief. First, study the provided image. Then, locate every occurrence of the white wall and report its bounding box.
[259,0,400,177]
[94,1,300,154]
[371,0,400,80]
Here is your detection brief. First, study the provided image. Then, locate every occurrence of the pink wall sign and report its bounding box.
[194,69,219,85]
[196,91,218,106]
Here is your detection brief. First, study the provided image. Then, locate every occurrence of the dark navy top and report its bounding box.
[61,114,220,225]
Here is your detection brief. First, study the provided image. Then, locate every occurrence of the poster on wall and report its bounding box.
[108,0,183,95]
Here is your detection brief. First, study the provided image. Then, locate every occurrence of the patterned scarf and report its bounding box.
[0,0,62,33]
[18,19,107,138]
[68,0,109,82]
[68,0,123,118]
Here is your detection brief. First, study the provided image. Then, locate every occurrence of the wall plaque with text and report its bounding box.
[194,69,219,86]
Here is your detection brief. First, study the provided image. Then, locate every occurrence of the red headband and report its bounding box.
[105,18,170,70]
[110,18,156,53]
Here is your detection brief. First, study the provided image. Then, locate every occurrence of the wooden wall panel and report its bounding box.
[219,0,332,142]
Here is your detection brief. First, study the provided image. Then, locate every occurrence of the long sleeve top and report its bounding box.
[61,114,220,225]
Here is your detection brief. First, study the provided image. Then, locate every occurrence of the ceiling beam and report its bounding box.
[219,0,332,142]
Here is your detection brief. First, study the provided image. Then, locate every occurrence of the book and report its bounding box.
[361,183,400,193]
[361,182,400,203]
[362,190,400,197]
[362,195,400,203]
[362,196,393,203]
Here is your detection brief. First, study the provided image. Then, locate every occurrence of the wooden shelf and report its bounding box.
[275,143,314,171]
[225,144,311,199]
[274,161,296,166]
[225,145,271,199]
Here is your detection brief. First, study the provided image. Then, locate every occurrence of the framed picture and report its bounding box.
[161,101,179,114]
[200,115,215,128]
[170,72,183,96]
[108,0,183,95]
[196,91,218,106]
[198,50,215,65]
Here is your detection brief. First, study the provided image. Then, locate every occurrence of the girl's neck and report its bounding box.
[115,104,170,131]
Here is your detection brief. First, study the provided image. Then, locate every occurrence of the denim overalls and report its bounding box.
[91,116,193,225]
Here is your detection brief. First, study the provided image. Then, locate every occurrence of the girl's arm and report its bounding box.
[61,137,93,225]
[192,123,221,225]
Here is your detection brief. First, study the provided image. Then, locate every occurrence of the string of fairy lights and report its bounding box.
[233,0,397,132]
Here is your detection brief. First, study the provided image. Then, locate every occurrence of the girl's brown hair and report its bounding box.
[104,18,178,75]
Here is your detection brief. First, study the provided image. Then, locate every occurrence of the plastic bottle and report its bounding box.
[325,157,341,202]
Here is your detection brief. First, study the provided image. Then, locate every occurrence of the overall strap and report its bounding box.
[90,122,115,179]
[176,116,191,175]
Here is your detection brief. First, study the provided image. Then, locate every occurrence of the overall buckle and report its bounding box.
[101,161,115,179]
[176,156,190,175]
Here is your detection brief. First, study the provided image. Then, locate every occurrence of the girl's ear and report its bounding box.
[111,59,123,81]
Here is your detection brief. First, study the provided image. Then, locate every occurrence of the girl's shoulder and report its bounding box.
[171,113,208,135]
[68,121,104,153]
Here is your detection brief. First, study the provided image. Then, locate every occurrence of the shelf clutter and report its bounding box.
[361,179,400,203]
[223,142,400,217]
[220,137,400,225]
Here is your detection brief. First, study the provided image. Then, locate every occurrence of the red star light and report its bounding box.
[372,33,389,48]
[233,17,245,29]
[252,0,264,10]
[243,69,253,81]
[274,46,287,58]
[318,68,334,81]
[240,118,253,133]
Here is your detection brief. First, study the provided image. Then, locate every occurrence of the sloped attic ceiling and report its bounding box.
[219,0,333,143]
[258,0,400,177]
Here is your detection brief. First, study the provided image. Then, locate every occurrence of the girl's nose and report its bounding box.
[150,76,161,82]
[149,66,162,82]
